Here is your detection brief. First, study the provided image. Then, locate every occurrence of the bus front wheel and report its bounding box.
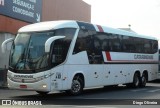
[69,76,84,95]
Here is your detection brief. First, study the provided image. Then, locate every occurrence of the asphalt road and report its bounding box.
[0,81,160,108]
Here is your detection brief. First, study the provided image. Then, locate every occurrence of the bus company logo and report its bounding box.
[0,0,4,6]
[14,75,34,79]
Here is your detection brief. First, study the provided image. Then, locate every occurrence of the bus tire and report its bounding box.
[132,73,140,88]
[36,91,49,95]
[140,73,147,87]
[69,75,84,95]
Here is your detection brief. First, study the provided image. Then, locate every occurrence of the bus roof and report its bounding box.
[18,20,157,40]
[18,20,79,32]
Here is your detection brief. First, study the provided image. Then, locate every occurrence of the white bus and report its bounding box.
[2,20,159,95]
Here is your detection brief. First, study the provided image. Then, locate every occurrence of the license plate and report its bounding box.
[20,85,27,88]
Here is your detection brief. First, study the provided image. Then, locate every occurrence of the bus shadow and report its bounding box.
[10,85,134,99]
[149,79,160,83]
[10,84,160,101]
[9,86,133,105]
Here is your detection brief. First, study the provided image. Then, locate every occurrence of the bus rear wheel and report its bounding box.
[140,73,147,87]
[132,73,140,88]
[69,76,84,95]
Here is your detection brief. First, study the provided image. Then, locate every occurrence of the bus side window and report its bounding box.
[73,30,92,54]
[152,40,158,53]
[95,33,110,51]
[144,42,151,53]
[108,34,121,52]
[51,28,75,66]
[51,40,64,65]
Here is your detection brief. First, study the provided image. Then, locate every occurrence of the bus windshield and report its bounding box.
[9,28,76,73]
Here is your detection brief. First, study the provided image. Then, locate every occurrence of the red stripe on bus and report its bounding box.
[97,25,104,32]
[106,52,111,61]
[104,60,158,64]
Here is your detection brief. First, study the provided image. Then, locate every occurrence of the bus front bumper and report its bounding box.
[7,78,51,92]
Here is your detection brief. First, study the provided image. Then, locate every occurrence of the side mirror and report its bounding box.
[1,38,14,53]
[45,36,66,52]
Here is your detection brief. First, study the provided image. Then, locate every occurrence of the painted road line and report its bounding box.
[147,89,160,93]
[130,89,147,92]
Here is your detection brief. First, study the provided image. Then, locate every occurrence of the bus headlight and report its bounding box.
[42,84,47,88]
[7,72,12,80]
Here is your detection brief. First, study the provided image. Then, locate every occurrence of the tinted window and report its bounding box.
[73,30,93,54]
[94,32,158,54]
[50,28,76,67]
[122,36,136,52]
[73,30,103,64]
[73,30,158,64]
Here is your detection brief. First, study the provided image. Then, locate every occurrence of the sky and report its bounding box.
[83,0,160,40]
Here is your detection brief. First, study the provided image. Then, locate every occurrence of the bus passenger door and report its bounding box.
[49,37,71,90]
